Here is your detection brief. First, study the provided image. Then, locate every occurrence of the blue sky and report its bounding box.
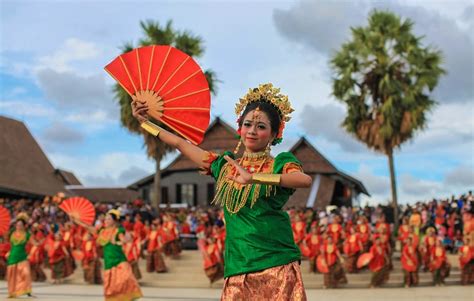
[1,0,472,205]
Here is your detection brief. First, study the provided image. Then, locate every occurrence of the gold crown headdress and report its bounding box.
[235,83,294,145]
[107,209,121,220]
[16,212,29,222]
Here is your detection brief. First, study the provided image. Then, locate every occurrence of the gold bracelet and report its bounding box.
[140,120,161,137]
[251,173,281,185]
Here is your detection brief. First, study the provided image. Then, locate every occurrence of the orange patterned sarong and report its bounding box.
[221,261,307,301]
[103,261,143,301]
[6,260,32,298]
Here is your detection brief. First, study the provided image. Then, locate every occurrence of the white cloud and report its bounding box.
[356,162,473,206]
[354,164,391,197]
[34,67,119,128]
[400,174,443,197]
[299,103,368,153]
[401,102,474,155]
[50,152,155,187]
[444,165,474,187]
[273,0,474,103]
[42,121,85,145]
[35,38,101,73]
[7,87,28,97]
[0,100,55,117]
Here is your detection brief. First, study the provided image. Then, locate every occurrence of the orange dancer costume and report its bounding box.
[320,236,347,288]
[133,214,146,242]
[328,220,344,250]
[398,217,410,249]
[201,236,224,283]
[356,217,371,252]
[48,232,73,283]
[401,237,419,287]
[459,236,474,285]
[27,227,47,282]
[429,240,450,286]
[303,223,321,273]
[422,227,437,271]
[145,221,167,273]
[160,215,181,258]
[368,237,390,287]
[292,214,307,252]
[82,232,102,284]
[343,227,363,273]
[123,231,142,280]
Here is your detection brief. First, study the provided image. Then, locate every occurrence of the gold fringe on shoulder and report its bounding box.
[211,162,277,214]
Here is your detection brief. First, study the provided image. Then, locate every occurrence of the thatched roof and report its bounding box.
[0,116,67,198]
[55,169,82,186]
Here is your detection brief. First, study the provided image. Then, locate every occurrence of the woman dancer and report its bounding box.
[132,83,312,300]
[6,213,33,298]
[72,210,143,301]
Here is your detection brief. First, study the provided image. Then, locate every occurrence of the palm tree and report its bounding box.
[114,20,219,210]
[331,10,444,230]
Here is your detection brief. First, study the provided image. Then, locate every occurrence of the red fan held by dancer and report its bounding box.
[0,206,11,235]
[59,197,96,226]
[357,252,374,268]
[104,45,211,145]
[316,255,329,273]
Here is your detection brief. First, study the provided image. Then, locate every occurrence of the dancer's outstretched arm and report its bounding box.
[132,99,210,171]
[70,216,97,235]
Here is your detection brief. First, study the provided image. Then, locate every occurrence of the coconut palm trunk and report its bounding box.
[387,150,399,230]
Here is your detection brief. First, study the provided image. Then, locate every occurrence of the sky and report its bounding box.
[0,0,472,205]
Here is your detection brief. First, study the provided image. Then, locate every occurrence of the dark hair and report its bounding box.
[238,101,281,136]
[108,213,119,222]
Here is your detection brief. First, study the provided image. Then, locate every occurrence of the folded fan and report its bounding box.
[104,45,211,145]
[59,197,96,226]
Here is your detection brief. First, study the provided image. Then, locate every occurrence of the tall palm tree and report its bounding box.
[331,10,444,230]
[114,20,219,210]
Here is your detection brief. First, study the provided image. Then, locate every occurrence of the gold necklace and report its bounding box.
[242,151,267,160]
[224,156,268,214]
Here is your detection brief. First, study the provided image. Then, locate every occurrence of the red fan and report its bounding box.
[59,197,96,226]
[104,45,211,145]
[316,255,329,273]
[357,252,374,268]
[0,206,11,235]
[72,250,84,261]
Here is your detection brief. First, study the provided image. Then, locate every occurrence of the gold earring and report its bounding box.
[234,139,242,154]
[265,141,271,157]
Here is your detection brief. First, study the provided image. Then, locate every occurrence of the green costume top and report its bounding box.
[209,151,302,278]
[7,230,30,265]
[97,226,127,270]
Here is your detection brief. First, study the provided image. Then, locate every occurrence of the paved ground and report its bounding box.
[0,282,472,301]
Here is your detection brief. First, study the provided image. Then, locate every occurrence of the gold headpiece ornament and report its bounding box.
[235,83,294,122]
[16,212,29,222]
[107,209,121,220]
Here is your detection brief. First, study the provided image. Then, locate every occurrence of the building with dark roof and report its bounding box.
[0,116,68,199]
[0,115,138,203]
